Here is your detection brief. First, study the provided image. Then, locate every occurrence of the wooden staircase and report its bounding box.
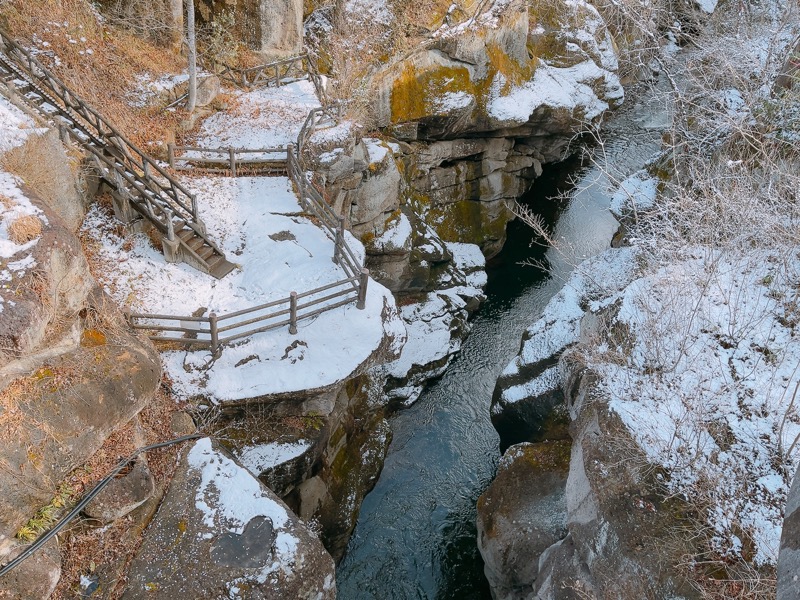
[0,28,236,279]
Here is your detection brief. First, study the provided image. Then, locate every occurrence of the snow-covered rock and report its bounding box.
[370,0,622,139]
[122,438,335,599]
[383,241,487,406]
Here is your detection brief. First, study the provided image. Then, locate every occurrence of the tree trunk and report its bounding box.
[186,0,197,113]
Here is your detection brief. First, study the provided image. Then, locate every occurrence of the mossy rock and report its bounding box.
[426,198,513,255]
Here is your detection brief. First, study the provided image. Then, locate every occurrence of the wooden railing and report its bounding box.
[205,54,309,90]
[201,51,330,110]
[0,28,202,229]
[127,269,369,357]
[0,27,236,278]
[166,144,287,175]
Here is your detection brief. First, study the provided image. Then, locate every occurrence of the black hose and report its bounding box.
[0,433,202,579]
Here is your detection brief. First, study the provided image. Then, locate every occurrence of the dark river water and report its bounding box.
[337,88,665,599]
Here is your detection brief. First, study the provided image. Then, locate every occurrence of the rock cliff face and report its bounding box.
[480,319,702,599]
[480,247,699,598]
[311,0,622,272]
[217,370,395,562]
[0,130,162,596]
[197,0,303,56]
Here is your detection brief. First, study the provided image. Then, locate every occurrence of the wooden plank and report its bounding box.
[148,337,211,346]
[296,296,356,320]
[297,287,355,311]
[219,318,292,344]
[295,276,357,300]
[128,312,208,321]
[215,307,292,334]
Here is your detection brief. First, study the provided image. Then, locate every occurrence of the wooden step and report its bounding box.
[186,236,205,252]
[0,43,239,280]
[197,245,215,260]
[207,255,237,279]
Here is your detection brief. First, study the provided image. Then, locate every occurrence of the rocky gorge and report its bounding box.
[0,0,799,598]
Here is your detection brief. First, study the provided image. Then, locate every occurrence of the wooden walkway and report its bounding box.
[0,28,236,279]
[0,29,363,355]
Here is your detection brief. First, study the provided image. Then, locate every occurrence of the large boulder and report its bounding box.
[477,441,570,600]
[122,438,335,599]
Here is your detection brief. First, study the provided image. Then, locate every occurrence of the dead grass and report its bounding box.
[6,214,42,243]
[0,373,36,438]
[0,0,186,148]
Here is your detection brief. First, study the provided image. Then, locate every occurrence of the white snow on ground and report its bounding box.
[0,96,45,153]
[239,441,311,476]
[126,72,191,108]
[346,0,393,25]
[592,249,800,566]
[82,174,402,402]
[507,241,800,564]
[0,172,42,260]
[192,80,321,151]
[0,103,46,314]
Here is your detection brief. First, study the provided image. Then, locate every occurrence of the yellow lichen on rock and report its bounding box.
[390,62,474,122]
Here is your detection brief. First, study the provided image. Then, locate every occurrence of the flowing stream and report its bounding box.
[336,83,666,599]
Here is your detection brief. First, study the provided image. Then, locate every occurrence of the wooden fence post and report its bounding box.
[333,216,344,264]
[167,143,175,169]
[357,268,369,310]
[229,147,237,177]
[209,312,220,357]
[289,292,298,334]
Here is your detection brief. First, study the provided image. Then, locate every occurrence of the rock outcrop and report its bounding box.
[219,371,395,562]
[477,441,570,600]
[123,438,335,599]
[0,122,163,595]
[196,0,303,56]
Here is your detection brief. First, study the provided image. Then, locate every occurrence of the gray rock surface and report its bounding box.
[84,458,156,524]
[123,438,335,599]
[0,187,161,556]
[477,441,570,600]
[0,537,61,600]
